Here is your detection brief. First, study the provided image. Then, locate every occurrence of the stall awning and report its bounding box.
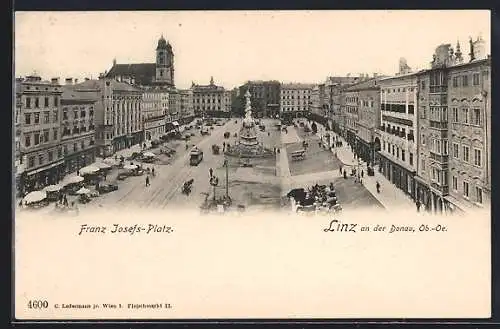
[172,121,179,126]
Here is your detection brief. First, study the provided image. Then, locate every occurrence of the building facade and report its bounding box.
[179,89,195,123]
[377,74,418,200]
[142,89,166,142]
[415,37,490,214]
[239,81,281,118]
[279,83,314,119]
[60,86,97,175]
[191,77,231,118]
[324,76,363,134]
[105,35,175,88]
[15,75,64,195]
[346,79,381,165]
[446,57,491,212]
[72,79,143,157]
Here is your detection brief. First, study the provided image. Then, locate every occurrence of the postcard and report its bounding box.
[13,10,491,320]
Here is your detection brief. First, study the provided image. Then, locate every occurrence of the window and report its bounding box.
[452,77,459,87]
[34,133,40,145]
[34,112,40,124]
[24,135,31,147]
[28,156,35,168]
[476,187,483,204]
[420,106,426,119]
[53,128,58,140]
[38,154,44,165]
[453,143,459,158]
[24,113,31,124]
[44,97,49,107]
[443,140,448,155]
[44,111,50,124]
[81,141,85,149]
[473,73,480,86]
[463,181,469,198]
[43,130,49,143]
[462,75,468,86]
[472,108,481,126]
[452,107,459,123]
[35,98,39,108]
[409,153,413,166]
[48,151,53,162]
[54,96,59,107]
[452,176,458,191]
[26,97,31,108]
[474,149,482,167]
[462,108,469,124]
[402,150,406,162]
[58,147,62,157]
[462,145,470,162]
[53,110,58,122]
[421,134,425,145]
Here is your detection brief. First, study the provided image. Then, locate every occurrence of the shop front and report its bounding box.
[378,153,416,201]
[356,137,373,165]
[63,147,96,176]
[23,160,65,194]
[345,129,356,148]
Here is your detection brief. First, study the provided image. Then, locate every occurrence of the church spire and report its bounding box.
[455,39,463,63]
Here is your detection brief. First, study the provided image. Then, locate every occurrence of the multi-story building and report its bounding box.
[179,89,195,124]
[15,75,64,195]
[324,76,363,133]
[377,73,418,200]
[446,39,490,212]
[343,78,382,165]
[60,84,97,175]
[167,89,180,127]
[191,77,231,118]
[309,84,327,123]
[142,88,166,142]
[415,36,490,214]
[238,80,281,118]
[279,83,314,119]
[105,35,175,88]
[72,78,143,157]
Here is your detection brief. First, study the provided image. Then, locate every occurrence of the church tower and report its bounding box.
[155,35,174,86]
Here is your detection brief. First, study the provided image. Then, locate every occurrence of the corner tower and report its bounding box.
[155,35,174,86]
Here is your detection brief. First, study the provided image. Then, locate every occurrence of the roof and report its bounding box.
[73,79,142,94]
[105,63,157,86]
[61,85,97,103]
[280,83,315,89]
[344,78,384,92]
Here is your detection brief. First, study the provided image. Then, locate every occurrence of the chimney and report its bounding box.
[74,78,78,84]
[51,77,59,84]
[65,78,73,85]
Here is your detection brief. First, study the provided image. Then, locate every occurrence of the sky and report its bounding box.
[14,10,490,90]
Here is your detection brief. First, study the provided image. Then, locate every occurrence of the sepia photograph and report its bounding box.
[14,10,491,320]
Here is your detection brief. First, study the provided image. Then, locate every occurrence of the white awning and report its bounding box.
[172,121,179,126]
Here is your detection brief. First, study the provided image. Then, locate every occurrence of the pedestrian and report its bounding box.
[416,200,421,212]
[145,175,150,187]
[152,167,155,177]
[343,170,347,179]
[376,181,380,193]
[77,170,80,176]
[361,170,364,178]
[339,166,342,175]
[209,168,213,178]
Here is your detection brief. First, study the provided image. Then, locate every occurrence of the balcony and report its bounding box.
[429,85,448,93]
[430,182,449,195]
[429,120,448,130]
[430,152,449,164]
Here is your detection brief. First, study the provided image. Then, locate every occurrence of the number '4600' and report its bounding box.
[28,300,48,309]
